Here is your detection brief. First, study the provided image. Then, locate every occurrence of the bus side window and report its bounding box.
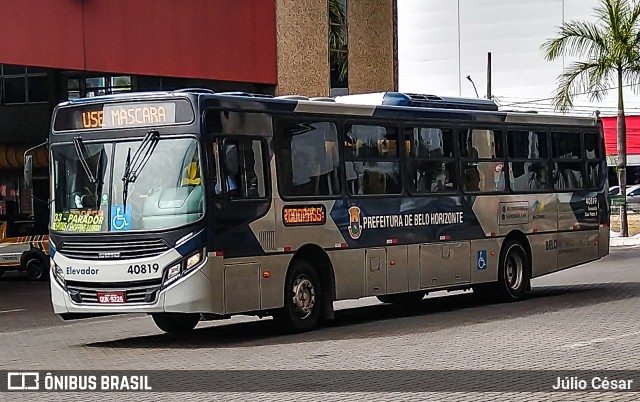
[551,132,584,190]
[275,119,341,197]
[217,139,265,199]
[459,128,505,193]
[404,126,456,193]
[344,124,401,195]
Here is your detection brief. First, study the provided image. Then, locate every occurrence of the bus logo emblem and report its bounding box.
[348,206,362,239]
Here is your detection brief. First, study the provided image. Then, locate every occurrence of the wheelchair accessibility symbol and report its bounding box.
[477,250,487,270]
[111,206,132,231]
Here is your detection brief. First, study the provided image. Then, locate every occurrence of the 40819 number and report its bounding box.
[127,264,160,275]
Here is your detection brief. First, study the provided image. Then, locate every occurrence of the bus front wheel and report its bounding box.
[152,313,200,333]
[274,260,322,333]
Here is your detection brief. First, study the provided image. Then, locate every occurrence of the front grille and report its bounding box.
[66,278,163,304]
[58,239,170,260]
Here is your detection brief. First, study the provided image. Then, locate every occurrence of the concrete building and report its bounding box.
[0,0,396,226]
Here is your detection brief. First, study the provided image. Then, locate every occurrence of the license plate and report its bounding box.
[97,292,125,304]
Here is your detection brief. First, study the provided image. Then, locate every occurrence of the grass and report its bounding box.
[609,211,640,236]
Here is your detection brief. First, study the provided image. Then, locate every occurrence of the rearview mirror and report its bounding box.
[24,154,33,190]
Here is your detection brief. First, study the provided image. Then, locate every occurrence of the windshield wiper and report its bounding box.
[93,149,105,209]
[121,130,160,209]
[72,137,96,183]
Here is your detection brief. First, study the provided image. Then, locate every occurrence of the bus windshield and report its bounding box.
[51,137,204,233]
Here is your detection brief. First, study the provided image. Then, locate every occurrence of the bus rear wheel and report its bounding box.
[377,291,426,304]
[152,313,200,333]
[474,239,530,303]
[274,260,322,333]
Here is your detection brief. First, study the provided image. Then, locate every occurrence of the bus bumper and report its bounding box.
[50,262,219,316]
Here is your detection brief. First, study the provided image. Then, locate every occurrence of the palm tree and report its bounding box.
[541,0,640,237]
[329,0,348,86]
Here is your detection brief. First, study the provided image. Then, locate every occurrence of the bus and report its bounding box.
[0,218,49,281]
[35,90,609,333]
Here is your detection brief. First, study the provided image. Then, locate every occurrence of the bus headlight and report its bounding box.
[51,260,65,287]
[165,264,181,284]
[162,249,206,287]
[185,250,204,272]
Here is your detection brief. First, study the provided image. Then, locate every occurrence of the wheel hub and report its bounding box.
[292,275,316,320]
[506,252,524,290]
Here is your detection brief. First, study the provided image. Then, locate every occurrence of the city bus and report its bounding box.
[35,89,609,333]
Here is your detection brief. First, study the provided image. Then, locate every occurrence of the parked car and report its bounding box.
[609,185,620,196]
[627,184,640,211]
[610,184,640,210]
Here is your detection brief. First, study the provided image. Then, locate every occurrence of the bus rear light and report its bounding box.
[334,243,348,248]
[386,239,398,244]
[439,235,451,241]
[532,228,538,233]
[486,232,496,237]
[214,251,224,257]
[283,246,292,252]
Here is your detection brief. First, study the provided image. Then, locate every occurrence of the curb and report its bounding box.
[610,237,640,247]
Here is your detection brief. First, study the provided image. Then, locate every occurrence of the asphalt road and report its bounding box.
[0,246,639,400]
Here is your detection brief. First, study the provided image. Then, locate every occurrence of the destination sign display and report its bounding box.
[53,209,105,232]
[283,205,326,226]
[83,103,176,129]
[53,100,194,132]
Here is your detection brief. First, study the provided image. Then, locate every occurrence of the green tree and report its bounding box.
[329,0,348,85]
[541,0,640,237]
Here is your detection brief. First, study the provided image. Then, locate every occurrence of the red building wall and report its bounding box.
[0,0,277,84]
[601,116,640,157]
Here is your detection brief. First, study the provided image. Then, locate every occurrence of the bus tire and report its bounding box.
[473,240,531,303]
[377,291,425,304]
[495,239,530,302]
[23,252,48,282]
[152,313,200,333]
[274,260,322,333]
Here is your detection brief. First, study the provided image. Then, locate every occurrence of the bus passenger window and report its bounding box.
[509,161,550,191]
[551,132,584,191]
[584,132,600,160]
[346,161,402,195]
[344,125,397,158]
[459,129,503,159]
[460,128,505,193]
[552,132,581,159]
[553,162,583,190]
[276,119,341,197]
[507,131,551,192]
[344,124,401,196]
[216,139,265,199]
[462,162,505,192]
[405,127,455,193]
[586,162,602,189]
